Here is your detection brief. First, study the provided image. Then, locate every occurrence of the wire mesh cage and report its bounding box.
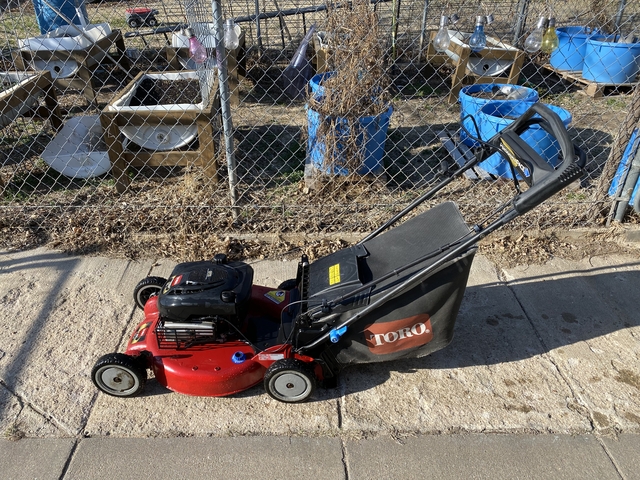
[0,0,639,260]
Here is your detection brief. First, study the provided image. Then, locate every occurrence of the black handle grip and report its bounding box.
[500,103,586,214]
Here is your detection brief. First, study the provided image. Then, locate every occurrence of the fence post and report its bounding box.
[614,0,628,32]
[417,0,430,62]
[512,0,530,46]
[212,0,240,218]
[589,81,640,223]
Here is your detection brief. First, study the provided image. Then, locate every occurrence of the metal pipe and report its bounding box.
[513,0,530,46]
[614,136,640,222]
[254,0,263,52]
[614,0,628,32]
[417,0,430,62]
[232,0,392,24]
[211,0,240,219]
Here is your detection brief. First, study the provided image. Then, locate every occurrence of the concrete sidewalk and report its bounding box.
[1,433,640,479]
[0,247,639,478]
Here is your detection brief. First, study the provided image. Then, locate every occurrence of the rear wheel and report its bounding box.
[264,359,316,403]
[148,18,157,26]
[92,353,146,397]
[133,276,167,310]
[128,18,139,28]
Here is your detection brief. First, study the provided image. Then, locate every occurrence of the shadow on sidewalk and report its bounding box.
[316,261,640,401]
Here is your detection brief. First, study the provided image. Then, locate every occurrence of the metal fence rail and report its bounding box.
[1,0,639,259]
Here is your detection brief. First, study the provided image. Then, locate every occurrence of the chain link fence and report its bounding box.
[1,0,639,260]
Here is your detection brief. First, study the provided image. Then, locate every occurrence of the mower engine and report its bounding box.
[154,257,254,346]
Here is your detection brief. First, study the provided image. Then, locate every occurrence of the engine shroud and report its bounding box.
[158,260,254,322]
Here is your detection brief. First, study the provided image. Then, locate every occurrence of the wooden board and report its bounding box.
[425,31,524,103]
[542,63,639,98]
[100,73,220,193]
[14,30,131,104]
[0,71,62,130]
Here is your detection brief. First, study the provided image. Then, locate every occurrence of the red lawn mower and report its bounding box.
[92,104,586,403]
[125,8,159,29]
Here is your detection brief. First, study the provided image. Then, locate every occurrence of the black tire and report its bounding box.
[133,276,166,310]
[264,359,316,403]
[92,353,147,397]
[148,18,157,26]
[277,279,297,291]
[128,18,139,28]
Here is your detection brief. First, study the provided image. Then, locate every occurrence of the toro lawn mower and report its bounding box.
[92,103,586,403]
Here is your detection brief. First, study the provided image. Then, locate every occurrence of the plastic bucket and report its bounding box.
[550,26,607,71]
[582,39,640,84]
[306,104,393,176]
[32,0,88,34]
[476,101,572,179]
[459,84,538,147]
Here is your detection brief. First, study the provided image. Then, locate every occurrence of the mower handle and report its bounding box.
[496,102,586,214]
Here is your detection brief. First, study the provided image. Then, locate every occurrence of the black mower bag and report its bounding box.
[304,201,476,365]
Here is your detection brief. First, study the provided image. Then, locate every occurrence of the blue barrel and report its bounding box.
[459,84,538,147]
[307,73,392,175]
[582,39,640,84]
[309,72,334,96]
[476,101,572,179]
[550,26,608,72]
[32,0,88,34]
[306,104,393,176]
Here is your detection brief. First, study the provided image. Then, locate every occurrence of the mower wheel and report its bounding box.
[277,279,297,291]
[92,353,146,397]
[133,276,167,309]
[264,359,316,403]
[148,18,157,26]
[128,18,139,28]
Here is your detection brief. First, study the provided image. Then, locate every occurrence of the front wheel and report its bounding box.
[133,276,167,310]
[264,359,316,403]
[148,18,157,26]
[92,353,147,397]
[128,18,139,28]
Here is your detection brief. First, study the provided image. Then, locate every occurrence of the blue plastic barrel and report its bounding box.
[549,26,609,71]
[476,101,572,179]
[459,84,538,147]
[309,72,334,96]
[582,39,640,84]
[32,0,88,34]
[306,105,393,176]
[306,72,392,176]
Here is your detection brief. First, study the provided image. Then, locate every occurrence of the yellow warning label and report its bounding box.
[500,138,519,167]
[264,290,286,304]
[329,264,341,285]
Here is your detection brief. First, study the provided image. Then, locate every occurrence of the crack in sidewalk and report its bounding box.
[0,379,75,437]
[495,265,599,434]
